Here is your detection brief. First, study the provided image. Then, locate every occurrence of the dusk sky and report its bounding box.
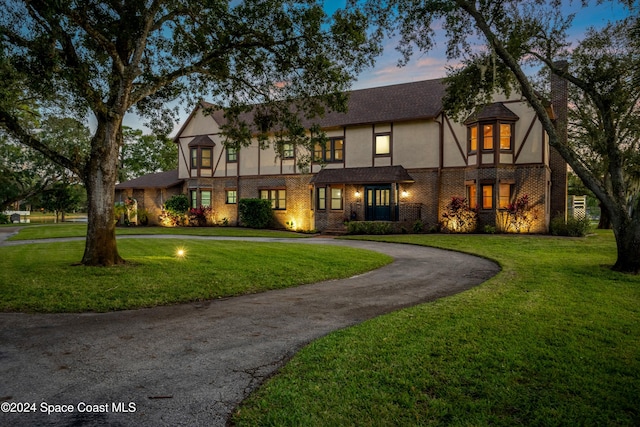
[124,1,633,133]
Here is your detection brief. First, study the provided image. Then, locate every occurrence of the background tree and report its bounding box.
[356,0,640,273]
[37,181,86,223]
[0,116,90,211]
[0,0,376,266]
[118,127,177,183]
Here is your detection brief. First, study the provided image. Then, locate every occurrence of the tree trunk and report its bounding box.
[81,118,125,266]
[598,202,611,229]
[611,219,640,274]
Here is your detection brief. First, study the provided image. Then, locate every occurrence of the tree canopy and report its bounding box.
[354,0,640,272]
[0,0,377,266]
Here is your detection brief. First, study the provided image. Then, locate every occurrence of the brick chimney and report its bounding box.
[549,60,569,220]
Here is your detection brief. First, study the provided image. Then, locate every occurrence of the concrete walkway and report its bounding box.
[0,229,499,426]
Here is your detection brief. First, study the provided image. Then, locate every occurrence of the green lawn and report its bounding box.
[0,239,391,312]
[233,231,640,426]
[6,223,309,240]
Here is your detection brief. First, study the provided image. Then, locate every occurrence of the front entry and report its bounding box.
[365,185,392,221]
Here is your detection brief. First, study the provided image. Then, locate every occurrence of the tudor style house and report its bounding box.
[116,76,568,233]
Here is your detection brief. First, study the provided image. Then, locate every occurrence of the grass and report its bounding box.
[6,223,309,240]
[0,239,391,312]
[233,230,640,426]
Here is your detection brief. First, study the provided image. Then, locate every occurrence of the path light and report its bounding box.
[175,247,187,259]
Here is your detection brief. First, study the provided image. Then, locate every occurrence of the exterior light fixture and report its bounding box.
[401,190,409,198]
[175,247,187,259]
[355,190,361,198]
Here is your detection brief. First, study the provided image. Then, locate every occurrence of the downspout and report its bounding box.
[435,113,444,222]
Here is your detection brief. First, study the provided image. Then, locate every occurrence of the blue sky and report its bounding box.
[124,0,633,133]
[346,0,631,90]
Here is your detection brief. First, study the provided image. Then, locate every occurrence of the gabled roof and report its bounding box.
[203,79,447,131]
[115,169,183,190]
[310,166,415,185]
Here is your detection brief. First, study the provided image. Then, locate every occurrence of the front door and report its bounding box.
[365,185,392,221]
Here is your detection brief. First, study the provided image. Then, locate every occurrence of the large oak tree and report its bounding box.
[355,0,640,273]
[0,0,375,266]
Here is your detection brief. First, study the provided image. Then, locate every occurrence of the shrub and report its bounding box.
[137,208,149,226]
[498,194,539,233]
[188,206,212,226]
[238,198,273,229]
[550,215,592,237]
[160,194,190,227]
[412,219,424,233]
[484,225,497,234]
[164,194,189,213]
[347,221,394,235]
[441,197,478,233]
[0,213,9,224]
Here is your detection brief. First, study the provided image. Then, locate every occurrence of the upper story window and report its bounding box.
[499,124,513,150]
[226,147,237,163]
[465,102,518,154]
[188,135,215,171]
[282,143,294,159]
[314,138,344,163]
[468,127,478,152]
[482,124,494,150]
[190,147,212,168]
[375,133,391,156]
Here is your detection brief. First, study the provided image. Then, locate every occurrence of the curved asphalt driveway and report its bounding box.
[0,230,499,426]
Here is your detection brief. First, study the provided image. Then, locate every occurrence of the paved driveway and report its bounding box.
[0,233,499,426]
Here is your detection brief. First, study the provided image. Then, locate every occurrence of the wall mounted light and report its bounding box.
[355,190,361,199]
[401,190,409,198]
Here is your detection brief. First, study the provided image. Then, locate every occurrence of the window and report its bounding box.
[468,126,478,152]
[282,143,294,159]
[482,184,493,210]
[190,190,197,209]
[499,183,512,209]
[190,147,212,169]
[260,189,286,210]
[482,124,494,150]
[330,187,343,210]
[226,147,237,163]
[500,123,512,150]
[467,184,477,209]
[375,134,391,156]
[314,138,344,162]
[226,190,237,204]
[201,191,211,208]
[190,148,198,168]
[317,187,326,210]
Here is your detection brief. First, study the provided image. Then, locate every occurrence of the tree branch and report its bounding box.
[0,110,82,177]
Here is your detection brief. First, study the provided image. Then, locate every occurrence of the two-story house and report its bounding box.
[116,76,567,233]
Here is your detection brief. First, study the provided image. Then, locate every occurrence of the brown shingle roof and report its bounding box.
[207,79,446,130]
[309,166,415,185]
[188,135,216,146]
[115,169,182,190]
[464,102,519,124]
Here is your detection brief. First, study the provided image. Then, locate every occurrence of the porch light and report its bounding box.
[355,190,361,199]
[401,190,409,198]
